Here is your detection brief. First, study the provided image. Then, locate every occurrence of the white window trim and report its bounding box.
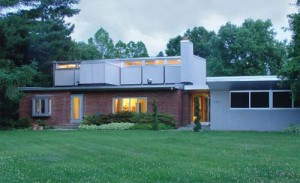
[112,97,147,113]
[230,90,300,110]
[32,95,51,117]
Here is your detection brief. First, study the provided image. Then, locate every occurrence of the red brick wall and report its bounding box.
[19,91,71,125]
[19,90,192,126]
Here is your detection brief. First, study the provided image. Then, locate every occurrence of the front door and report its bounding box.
[71,94,83,123]
[192,93,210,122]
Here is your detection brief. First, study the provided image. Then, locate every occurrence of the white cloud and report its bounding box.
[67,0,297,56]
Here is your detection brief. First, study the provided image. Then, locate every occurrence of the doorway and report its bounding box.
[71,94,83,123]
[192,93,210,123]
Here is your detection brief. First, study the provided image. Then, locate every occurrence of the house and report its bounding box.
[19,39,300,131]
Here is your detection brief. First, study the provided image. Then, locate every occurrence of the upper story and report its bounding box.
[53,40,207,88]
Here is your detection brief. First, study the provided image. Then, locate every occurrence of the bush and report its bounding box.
[83,112,135,125]
[129,123,175,130]
[15,117,32,129]
[79,123,134,130]
[284,124,300,134]
[82,112,177,127]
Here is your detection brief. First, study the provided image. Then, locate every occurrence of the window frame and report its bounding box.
[230,90,270,109]
[112,97,147,113]
[32,95,52,117]
[230,90,300,110]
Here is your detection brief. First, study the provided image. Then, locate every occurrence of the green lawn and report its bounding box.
[0,130,299,182]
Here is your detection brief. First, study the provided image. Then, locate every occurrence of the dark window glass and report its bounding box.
[251,92,269,108]
[231,92,249,108]
[273,92,292,108]
[294,99,300,108]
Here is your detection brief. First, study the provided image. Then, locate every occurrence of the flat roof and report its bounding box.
[206,76,283,90]
[19,84,184,92]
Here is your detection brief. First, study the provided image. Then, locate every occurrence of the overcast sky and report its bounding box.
[67,0,297,56]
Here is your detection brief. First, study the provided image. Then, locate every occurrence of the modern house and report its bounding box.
[19,39,300,131]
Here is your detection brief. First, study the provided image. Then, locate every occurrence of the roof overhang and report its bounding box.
[19,84,183,92]
[184,84,209,90]
[206,76,284,90]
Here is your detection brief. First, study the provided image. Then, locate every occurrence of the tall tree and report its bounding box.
[126,41,148,58]
[0,59,37,126]
[89,28,114,59]
[70,42,100,60]
[165,35,182,56]
[279,0,300,99]
[114,40,127,58]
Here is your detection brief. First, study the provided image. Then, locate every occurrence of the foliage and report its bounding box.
[279,1,300,100]
[16,117,32,129]
[284,124,300,134]
[70,42,100,60]
[152,100,159,130]
[0,131,300,182]
[82,112,177,128]
[193,96,201,132]
[79,123,134,130]
[165,19,286,76]
[88,28,114,59]
[0,60,37,126]
[82,112,135,126]
[35,119,46,126]
[129,123,175,130]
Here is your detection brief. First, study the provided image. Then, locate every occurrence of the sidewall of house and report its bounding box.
[210,90,300,131]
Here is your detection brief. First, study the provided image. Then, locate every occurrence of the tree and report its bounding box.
[216,19,286,76]
[89,28,114,59]
[165,20,286,77]
[0,59,37,126]
[279,0,300,100]
[126,41,148,58]
[156,51,164,57]
[165,35,182,56]
[71,42,100,60]
[0,0,80,84]
[193,96,201,132]
[152,99,159,131]
[114,40,127,58]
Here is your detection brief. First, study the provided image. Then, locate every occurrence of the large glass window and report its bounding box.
[113,98,147,113]
[273,92,292,108]
[231,92,249,108]
[251,92,269,108]
[32,96,51,117]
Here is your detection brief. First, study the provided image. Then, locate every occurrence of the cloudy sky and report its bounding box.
[67,0,297,56]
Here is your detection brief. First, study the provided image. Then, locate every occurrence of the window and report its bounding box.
[231,92,249,108]
[273,92,292,108]
[145,60,164,65]
[167,59,181,65]
[273,91,300,108]
[113,98,147,113]
[251,92,269,108]
[123,61,143,66]
[56,63,79,69]
[32,96,51,117]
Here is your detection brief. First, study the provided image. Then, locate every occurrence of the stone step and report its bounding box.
[53,123,80,130]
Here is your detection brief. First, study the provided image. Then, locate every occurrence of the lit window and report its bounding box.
[167,60,181,65]
[123,61,143,66]
[231,92,249,108]
[113,98,147,113]
[32,96,51,117]
[145,60,164,65]
[57,64,79,69]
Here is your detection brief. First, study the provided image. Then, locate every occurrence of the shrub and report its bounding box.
[284,124,300,134]
[193,96,202,132]
[157,113,176,127]
[129,123,175,130]
[16,117,32,129]
[35,119,46,126]
[79,123,134,130]
[152,100,159,131]
[98,122,134,130]
[83,112,135,126]
[131,113,152,124]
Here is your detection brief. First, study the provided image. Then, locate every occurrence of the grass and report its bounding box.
[0,130,299,182]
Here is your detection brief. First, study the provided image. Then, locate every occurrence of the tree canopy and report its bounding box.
[165,19,287,77]
[279,0,300,99]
